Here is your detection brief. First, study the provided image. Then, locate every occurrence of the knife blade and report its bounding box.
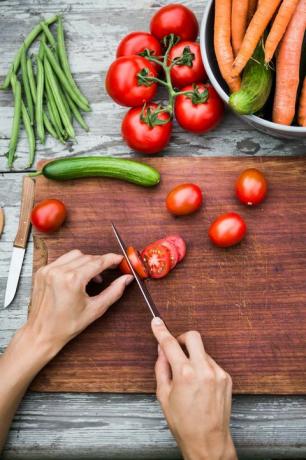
[111,222,161,319]
[4,177,35,309]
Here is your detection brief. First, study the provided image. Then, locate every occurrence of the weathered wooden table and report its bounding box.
[1,1,306,458]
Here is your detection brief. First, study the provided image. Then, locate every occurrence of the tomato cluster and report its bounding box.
[105,4,224,155]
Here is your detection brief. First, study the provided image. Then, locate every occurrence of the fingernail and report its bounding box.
[152,317,163,326]
[124,274,134,286]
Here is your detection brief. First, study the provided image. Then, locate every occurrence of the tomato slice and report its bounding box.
[154,239,179,269]
[141,244,171,279]
[119,246,149,279]
[165,235,186,262]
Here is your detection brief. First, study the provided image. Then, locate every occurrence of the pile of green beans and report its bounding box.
[1,15,91,169]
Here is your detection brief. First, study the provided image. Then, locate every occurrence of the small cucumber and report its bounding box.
[229,42,272,115]
[33,156,160,187]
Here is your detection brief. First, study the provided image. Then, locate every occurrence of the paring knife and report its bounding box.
[4,177,35,308]
[111,222,162,319]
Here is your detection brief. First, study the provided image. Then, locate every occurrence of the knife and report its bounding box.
[4,177,35,308]
[111,222,162,319]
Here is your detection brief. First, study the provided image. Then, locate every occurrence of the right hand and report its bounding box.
[151,317,237,460]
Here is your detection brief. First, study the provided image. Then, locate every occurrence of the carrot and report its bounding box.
[273,0,306,125]
[231,0,249,56]
[298,77,306,127]
[265,0,300,63]
[232,0,282,76]
[247,0,258,23]
[214,0,241,92]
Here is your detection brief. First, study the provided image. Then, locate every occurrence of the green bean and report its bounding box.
[44,56,75,139]
[7,76,22,168]
[1,15,57,90]
[58,84,72,120]
[46,100,65,144]
[38,34,46,61]
[36,57,45,144]
[57,16,90,109]
[21,46,34,125]
[43,110,59,140]
[40,21,57,50]
[26,57,37,103]
[45,71,65,137]
[21,102,36,167]
[43,42,90,112]
[65,91,89,131]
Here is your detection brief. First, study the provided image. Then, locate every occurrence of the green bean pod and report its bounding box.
[58,84,72,121]
[45,74,66,141]
[36,57,45,144]
[46,99,65,144]
[1,15,57,90]
[65,91,89,132]
[7,76,22,168]
[26,57,37,103]
[43,42,90,112]
[21,46,34,124]
[57,16,90,109]
[40,21,57,50]
[38,34,46,61]
[44,56,75,139]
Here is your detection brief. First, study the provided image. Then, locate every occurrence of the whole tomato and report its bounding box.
[121,103,172,154]
[236,169,268,206]
[150,4,199,42]
[116,32,162,72]
[105,56,157,107]
[175,83,224,133]
[209,212,246,248]
[31,199,67,233]
[166,183,203,216]
[169,41,206,88]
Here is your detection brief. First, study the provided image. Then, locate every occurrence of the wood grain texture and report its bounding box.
[14,177,35,248]
[31,157,306,394]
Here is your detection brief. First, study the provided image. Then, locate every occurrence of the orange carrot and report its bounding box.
[265,0,300,63]
[232,0,282,76]
[273,0,306,125]
[214,0,241,92]
[232,0,249,56]
[247,0,258,23]
[298,77,306,127]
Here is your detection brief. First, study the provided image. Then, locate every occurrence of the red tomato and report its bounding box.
[165,235,186,262]
[236,169,268,206]
[150,4,199,42]
[119,246,149,279]
[175,83,224,133]
[209,212,246,248]
[142,243,171,279]
[121,103,172,154]
[105,56,157,107]
[31,199,67,233]
[166,183,203,216]
[168,42,206,88]
[153,239,179,269]
[116,32,162,72]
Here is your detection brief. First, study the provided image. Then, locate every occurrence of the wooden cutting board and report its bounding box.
[31,157,306,394]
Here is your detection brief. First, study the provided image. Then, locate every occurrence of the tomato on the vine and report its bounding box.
[31,199,67,233]
[175,83,224,133]
[105,56,157,107]
[169,42,206,88]
[236,169,268,206]
[116,32,162,72]
[121,103,172,154]
[119,246,149,279]
[150,4,199,42]
[209,212,246,248]
[166,183,203,216]
[142,243,171,279]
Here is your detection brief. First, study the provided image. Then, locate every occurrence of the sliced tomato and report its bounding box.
[119,246,149,279]
[141,243,171,279]
[154,239,179,269]
[165,235,186,262]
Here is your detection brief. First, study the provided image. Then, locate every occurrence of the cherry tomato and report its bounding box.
[153,239,179,269]
[175,83,224,133]
[119,246,149,279]
[165,235,186,262]
[105,56,157,107]
[236,169,268,206]
[116,32,162,72]
[121,103,172,154]
[168,42,206,88]
[150,4,199,42]
[166,183,203,216]
[142,243,171,279]
[31,199,67,233]
[209,212,246,248]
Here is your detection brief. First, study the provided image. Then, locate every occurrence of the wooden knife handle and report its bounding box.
[14,176,35,248]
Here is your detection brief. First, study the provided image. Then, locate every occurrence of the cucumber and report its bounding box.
[33,156,160,187]
[229,42,272,115]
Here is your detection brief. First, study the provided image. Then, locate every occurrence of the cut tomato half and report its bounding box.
[165,235,186,262]
[154,239,179,269]
[141,243,171,279]
[119,246,149,279]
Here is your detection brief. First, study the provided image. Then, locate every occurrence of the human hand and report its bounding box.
[151,318,237,460]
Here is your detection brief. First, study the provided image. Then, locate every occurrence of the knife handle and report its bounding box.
[14,177,35,249]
